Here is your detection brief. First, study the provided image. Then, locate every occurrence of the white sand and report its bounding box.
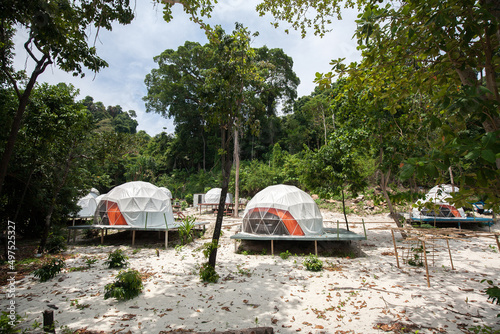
[4,209,500,333]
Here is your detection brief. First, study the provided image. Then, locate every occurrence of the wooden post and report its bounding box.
[495,235,500,253]
[43,309,55,333]
[422,240,430,288]
[271,240,274,256]
[391,229,400,269]
[165,230,168,249]
[132,230,136,246]
[446,239,455,270]
[362,219,367,240]
[100,229,104,244]
[314,240,318,256]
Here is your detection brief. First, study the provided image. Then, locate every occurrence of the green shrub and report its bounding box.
[199,263,219,283]
[303,254,323,272]
[105,249,129,269]
[46,231,67,253]
[280,250,292,260]
[0,311,23,333]
[185,194,193,205]
[178,216,196,245]
[104,269,143,301]
[33,257,65,282]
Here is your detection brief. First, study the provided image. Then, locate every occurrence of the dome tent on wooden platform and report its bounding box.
[94,181,175,228]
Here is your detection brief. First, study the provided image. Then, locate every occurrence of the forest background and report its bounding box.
[0,0,499,252]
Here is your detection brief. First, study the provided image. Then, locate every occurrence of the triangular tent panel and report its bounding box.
[412,184,466,218]
[159,187,173,199]
[94,181,175,228]
[205,188,233,204]
[242,184,323,236]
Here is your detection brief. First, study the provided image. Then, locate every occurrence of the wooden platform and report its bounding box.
[67,222,209,249]
[230,226,367,256]
[410,216,495,230]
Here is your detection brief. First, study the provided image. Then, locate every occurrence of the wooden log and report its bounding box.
[43,309,55,333]
[197,327,274,334]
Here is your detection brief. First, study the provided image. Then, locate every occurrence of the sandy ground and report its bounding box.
[2,207,500,334]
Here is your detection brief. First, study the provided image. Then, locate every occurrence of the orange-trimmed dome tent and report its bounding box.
[242,184,323,236]
[410,184,494,228]
[94,181,175,229]
[232,184,366,256]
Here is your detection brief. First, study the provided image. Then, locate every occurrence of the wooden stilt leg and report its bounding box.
[271,240,274,256]
[391,229,400,269]
[446,239,454,270]
[422,240,430,288]
[495,235,500,253]
[315,240,318,256]
[100,229,104,244]
[165,231,168,249]
[132,230,136,246]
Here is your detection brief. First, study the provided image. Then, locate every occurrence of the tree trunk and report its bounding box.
[0,50,51,195]
[208,126,233,268]
[233,127,240,218]
[380,168,407,238]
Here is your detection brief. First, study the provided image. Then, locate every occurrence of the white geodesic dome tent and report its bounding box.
[412,184,465,218]
[94,181,175,228]
[159,187,173,199]
[242,184,324,236]
[205,188,233,204]
[76,188,100,218]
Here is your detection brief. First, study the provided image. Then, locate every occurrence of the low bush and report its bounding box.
[104,269,143,301]
[33,257,65,282]
[199,263,219,283]
[303,254,323,272]
[105,249,129,269]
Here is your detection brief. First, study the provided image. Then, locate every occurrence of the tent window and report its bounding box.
[243,209,293,235]
[421,205,460,218]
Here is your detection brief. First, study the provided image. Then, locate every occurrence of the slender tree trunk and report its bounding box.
[0,46,52,195]
[233,127,240,218]
[208,125,233,268]
[378,147,407,237]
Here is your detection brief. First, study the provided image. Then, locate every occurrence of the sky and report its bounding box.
[13,1,361,136]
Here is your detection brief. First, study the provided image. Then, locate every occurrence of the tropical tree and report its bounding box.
[302,127,368,229]
[0,0,135,195]
[0,83,94,251]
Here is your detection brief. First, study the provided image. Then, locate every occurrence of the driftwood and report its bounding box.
[183,328,274,334]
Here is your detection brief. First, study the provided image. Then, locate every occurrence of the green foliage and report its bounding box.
[105,249,129,269]
[0,311,23,333]
[45,229,67,254]
[482,280,500,308]
[33,257,65,282]
[185,194,193,205]
[104,269,143,301]
[280,250,292,260]
[201,241,219,259]
[199,263,219,283]
[178,216,196,245]
[303,254,323,272]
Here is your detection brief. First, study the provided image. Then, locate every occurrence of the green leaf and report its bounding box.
[480,150,496,163]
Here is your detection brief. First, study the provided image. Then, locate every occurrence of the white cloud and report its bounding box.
[12,0,360,136]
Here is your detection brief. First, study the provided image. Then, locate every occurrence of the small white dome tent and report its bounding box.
[242,184,323,236]
[205,188,233,204]
[76,189,100,218]
[159,187,173,199]
[94,181,175,228]
[412,184,465,218]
